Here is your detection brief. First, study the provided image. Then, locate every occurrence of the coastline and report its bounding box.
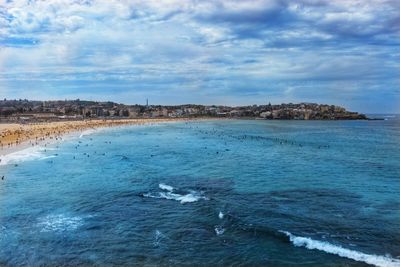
[0,116,380,157]
[0,118,199,157]
[0,117,398,266]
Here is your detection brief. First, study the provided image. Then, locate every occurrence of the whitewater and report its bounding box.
[1,119,399,266]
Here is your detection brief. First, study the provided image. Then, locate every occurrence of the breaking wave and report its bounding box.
[215,226,225,235]
[280,231,400,267]
[159,183,174,192]
[143,183,208,204]
[39,155,57,161]
[0,146,49,166]
[79,129,96,138]
[218,211,224,219]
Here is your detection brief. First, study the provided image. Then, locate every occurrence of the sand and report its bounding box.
[0,118,194,156]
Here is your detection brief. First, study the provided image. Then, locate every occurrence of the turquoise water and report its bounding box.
[0,118,399,266]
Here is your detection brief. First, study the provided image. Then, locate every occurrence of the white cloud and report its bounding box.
[0,0,398,112]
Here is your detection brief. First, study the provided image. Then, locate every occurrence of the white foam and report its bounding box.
[163,191,207,204]
[144,190,208,204]
[280,231,400,267]
[176,193,203,204]
[159,183,174,192]
[154,230,165,246]
[215,226,225,235]
[39,155,57,161]
[38,214,84,232]
[79,129,96,138]
[0,146,49,166]
[219,211,224,219]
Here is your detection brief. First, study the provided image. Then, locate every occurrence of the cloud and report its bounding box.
[0,0,399,112]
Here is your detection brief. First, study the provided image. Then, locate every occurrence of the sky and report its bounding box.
[0,0,399,113]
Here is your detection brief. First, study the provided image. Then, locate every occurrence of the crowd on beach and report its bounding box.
[0,118,198,180]
[0,118,191,152]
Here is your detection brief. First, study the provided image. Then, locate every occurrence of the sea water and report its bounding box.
[0,118,399,266]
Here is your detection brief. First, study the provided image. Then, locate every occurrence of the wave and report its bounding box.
[38,214,84,232]
[154,230,166,246]
[280,231,400,267]
[143,184,208,204]
[0,146,49,166]
[143,191,208,204]
[39,155,57,161]
[215,226,225,235]
[159,183,174,192]
[79,129,96,138]
[219,211,224,219]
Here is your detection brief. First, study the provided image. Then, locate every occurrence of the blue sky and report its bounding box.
[0,0,399,113]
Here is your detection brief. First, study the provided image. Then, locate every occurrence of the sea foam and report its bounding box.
[280,231,400,267]
[159,183,174,192]
[215,226,225,235]
[39,155,57,161]
[154,230,166,246]
[38,214,84,232]
[79,129,96,138]
[218,211,224,219]
[0,146,49,166]
[143,184,208,204]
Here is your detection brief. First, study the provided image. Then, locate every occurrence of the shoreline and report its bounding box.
[0,116,384,157]
[0,118,204,157]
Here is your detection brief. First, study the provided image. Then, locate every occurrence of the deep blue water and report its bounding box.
[0,118,399,266]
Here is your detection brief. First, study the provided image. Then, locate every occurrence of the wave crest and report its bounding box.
[280,231,400,267]
[143,184,208,204]
[79,129,96,138]
[0,146,49,166]
[159,183,174,192]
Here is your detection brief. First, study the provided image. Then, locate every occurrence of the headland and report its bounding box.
[1,99,367,122]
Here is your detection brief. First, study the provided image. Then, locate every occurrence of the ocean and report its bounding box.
[0,118,399,266]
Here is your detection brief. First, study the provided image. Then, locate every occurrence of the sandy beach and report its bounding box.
[0,118,193,156]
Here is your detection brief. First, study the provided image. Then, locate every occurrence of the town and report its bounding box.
[0,99,367,122]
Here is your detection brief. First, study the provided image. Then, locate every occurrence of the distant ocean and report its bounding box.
[1,117,399,266]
